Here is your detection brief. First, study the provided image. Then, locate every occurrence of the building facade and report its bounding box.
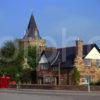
[75,40,100,85]
[19,14,100,85]
[37,39,100,85]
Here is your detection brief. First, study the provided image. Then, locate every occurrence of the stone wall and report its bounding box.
[9,84,100,91]
[75,57,100,85]
[19,39,46,54]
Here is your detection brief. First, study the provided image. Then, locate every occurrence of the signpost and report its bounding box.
[81,78,90,92]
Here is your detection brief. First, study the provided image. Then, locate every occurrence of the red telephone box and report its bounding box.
[0,76,11,88]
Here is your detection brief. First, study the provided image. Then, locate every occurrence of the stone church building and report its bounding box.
[19,14,100,85]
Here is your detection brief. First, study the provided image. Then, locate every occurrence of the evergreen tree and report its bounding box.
[71,67,80,85]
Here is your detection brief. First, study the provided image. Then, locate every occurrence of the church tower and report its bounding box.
[19,14,46,54]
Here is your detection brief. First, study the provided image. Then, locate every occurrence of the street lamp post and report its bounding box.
[58,61,61,85]
[88,82,90,92]
[87,77,91,92]
[16,73,20,89]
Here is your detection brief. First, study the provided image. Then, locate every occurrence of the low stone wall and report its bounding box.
[9,84,100,91]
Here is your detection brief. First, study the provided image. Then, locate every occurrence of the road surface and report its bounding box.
[0,89,100,100]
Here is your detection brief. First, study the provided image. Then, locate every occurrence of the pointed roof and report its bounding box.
[23,14,41,39]
[85,47,100,59]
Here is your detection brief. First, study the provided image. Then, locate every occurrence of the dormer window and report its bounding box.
[84,59,91,67]
[96,59,100,68]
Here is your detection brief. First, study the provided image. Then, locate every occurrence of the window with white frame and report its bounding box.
[96,59,100,68]
[84,59,91,67]
[40,64,48,70]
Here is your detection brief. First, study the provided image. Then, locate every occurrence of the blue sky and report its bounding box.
[0,0,100,47]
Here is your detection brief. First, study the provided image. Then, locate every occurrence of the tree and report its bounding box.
[0,41,16,59]
[71,67,80,85]
[18,45,38,83]
[27,46,38,70]
[0,41,38,84]
[27,45,38,83]
[0,41,24,81]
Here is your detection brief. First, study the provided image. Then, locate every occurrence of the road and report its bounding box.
[0,89,100,100]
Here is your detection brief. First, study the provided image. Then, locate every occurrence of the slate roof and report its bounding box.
[23,14,41,39]
[40,44,99,68]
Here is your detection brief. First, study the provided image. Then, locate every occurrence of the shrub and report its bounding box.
[90,80,100,86]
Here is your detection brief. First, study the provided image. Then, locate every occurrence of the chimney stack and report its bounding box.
[76,37,83,58]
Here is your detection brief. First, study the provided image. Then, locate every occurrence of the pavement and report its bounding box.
[0,89,100,100]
